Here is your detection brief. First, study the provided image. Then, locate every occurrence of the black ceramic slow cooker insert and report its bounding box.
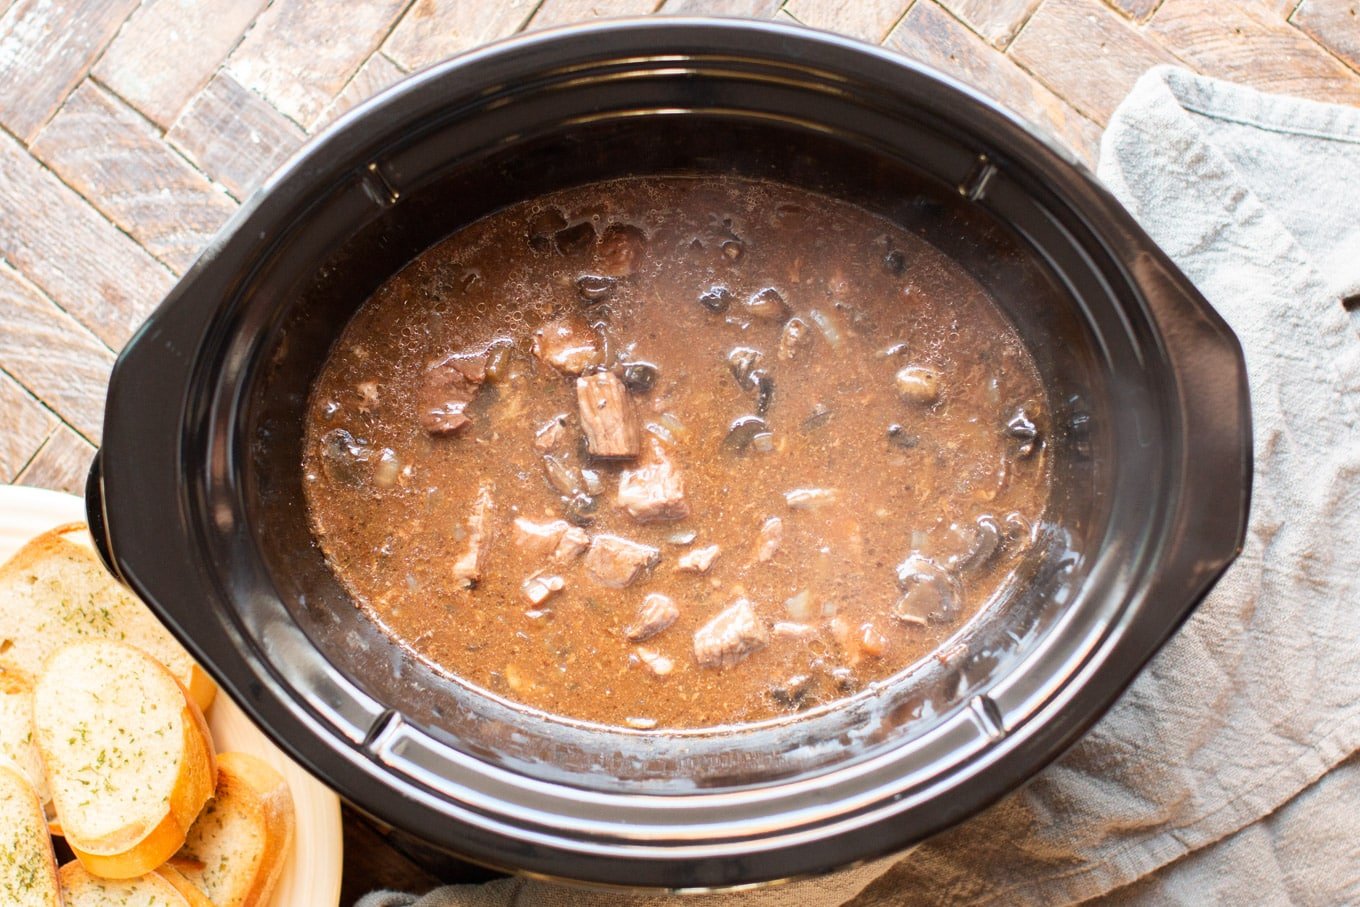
[86,19,1251,890]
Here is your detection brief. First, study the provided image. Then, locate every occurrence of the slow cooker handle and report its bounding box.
[84,450,122,584]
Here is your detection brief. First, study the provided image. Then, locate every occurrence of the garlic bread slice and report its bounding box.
[35,641,216,880]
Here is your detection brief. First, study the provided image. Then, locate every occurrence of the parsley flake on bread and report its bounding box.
[58,860,215,907]
[0,524,215,713]
[0,765,60,907]
[172,751,296,907]
[0,666,50,812]
[34,640,217,880]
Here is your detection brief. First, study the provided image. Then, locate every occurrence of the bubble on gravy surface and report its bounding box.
[303,176,1051,729]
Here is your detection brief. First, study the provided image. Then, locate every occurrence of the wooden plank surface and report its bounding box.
[529,0,660,30]
[15,424,96,496]
[1105,0,1164,21]
[0,372,55,483]
[1149,0,1360,103]
[886,1,1103,165]
[92,0,271,129]
[659,0,784,14]
[318,52,408,129]
[1289,0,1360,74]
[0,0,142,141]
[1010,0,1181,124]
[226,0,411,128]
[0,265,114,444]
[783,0,910,43]
[168,72,308,200]
[31,82,237,273]
[938,0,1043,47]
[0,131,172,349]
[0,0,1356,897]
[383,0,538,70]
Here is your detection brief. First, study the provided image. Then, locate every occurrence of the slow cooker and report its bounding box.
[85,19,1251,890]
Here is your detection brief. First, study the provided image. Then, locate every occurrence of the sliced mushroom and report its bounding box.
[620,361,659,393]
[699,285,732,313]
[768,673,814,709]
[553,220,596,256]
[723,415,768,452]
[319,428,373,486]
[727,347,764,385]
[744,287,791,322]
[942,515,1003,573]
[575,274,617,303]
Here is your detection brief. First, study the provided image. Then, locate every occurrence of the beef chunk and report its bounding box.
[577,371,641,458]
[452,484,494,588]
[598,223,646,276]
[754,516,783,562]
[694,598,769,669]
[625,593,679,642]
[532,314,603,375]
[676,544,719,574]
[418,349,487,435]
[511,517,591,563]
[583,534,660,588]
[617,436,688,522]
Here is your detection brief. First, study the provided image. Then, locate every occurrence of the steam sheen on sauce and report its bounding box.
[303,177,1050,729]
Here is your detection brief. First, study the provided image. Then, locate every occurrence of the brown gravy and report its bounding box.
[303,177,1050,729]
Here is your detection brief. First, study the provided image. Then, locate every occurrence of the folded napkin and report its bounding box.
[359,66,1360,907]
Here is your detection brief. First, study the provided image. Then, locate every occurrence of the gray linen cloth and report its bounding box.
[359,66,1360,907]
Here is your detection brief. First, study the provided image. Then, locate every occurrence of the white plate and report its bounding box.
[0,484,344,907]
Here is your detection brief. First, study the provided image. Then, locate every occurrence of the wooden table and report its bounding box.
[0,0,1355,900]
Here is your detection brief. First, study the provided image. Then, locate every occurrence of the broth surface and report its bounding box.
[303,177,1050,729]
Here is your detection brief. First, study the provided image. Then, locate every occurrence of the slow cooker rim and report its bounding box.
[89,17,1251,889]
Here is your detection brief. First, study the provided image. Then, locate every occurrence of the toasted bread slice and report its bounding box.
[0,524,216,713]
[0,766,61,906]
[35,641,216,880]
[0,665,50,810]
[59,861,214,907]
[171,751,295,907]
[151,863,217,907]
